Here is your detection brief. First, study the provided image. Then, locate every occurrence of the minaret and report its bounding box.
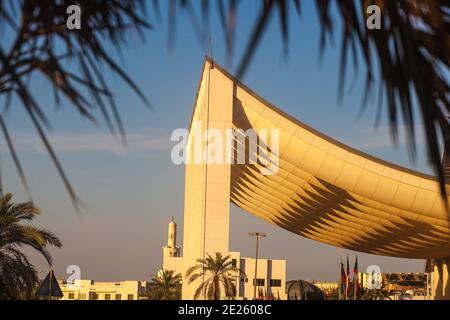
[167,217,176,251]
[164,217,180,258]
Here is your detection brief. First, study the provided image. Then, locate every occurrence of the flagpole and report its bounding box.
[338,258,342,301]
[346,254,350,300]
[354,255,357,300]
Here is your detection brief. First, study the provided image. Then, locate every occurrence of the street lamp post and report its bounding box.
[249,232,267,299]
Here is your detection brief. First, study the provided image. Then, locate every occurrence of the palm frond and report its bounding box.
[0,0,151,208]
[0,193,60,299]
[186,251,244,300]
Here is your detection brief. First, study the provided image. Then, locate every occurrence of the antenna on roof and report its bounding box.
[209,37,214,69]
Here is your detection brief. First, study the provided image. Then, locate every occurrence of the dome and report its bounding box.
[286,280,325,300]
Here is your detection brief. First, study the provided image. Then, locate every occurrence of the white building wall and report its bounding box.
[180,61,234,300]
[163,60,287,300]
[58,280,147,300]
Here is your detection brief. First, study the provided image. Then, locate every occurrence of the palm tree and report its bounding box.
[186,252,245,300]
[148,269,182,300]
[0,193,62,299]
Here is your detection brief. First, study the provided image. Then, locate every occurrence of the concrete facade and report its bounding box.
[164,60,286,300]
[231,252,287,300]
[165,58,450,300]
[432,259,450,299]
[180,60,234,299]
[58,280,147,300]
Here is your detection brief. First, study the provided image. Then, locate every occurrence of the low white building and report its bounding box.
[58,280,147,300]
[163,219,287,300]
[228,251,286,300]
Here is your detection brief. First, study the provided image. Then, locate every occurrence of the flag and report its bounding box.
[258,287,263,300]
[353,255,359,299]
[346,254,350,298]
[340,259,346,299]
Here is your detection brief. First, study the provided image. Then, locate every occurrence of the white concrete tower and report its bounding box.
[163,217,180,258]
[167,217,176,252]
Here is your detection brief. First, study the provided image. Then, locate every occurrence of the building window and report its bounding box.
[90,280,95,285]
[68,293,75,299]
[127,294,134,300]
[78,293,86,300]
[270,279,282,287]
[89,292,99,300]
[115,294,122,300]
[253,279,265,286]
[240,277,248,283]
[105,294,111,300]
[232,259,237,268]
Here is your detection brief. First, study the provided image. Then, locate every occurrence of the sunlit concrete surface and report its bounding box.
[167,58,450,299]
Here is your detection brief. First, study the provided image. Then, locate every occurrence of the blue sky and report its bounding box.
[3,1,431,281]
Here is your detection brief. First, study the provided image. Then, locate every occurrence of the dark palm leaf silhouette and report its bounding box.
[1,1,449,208]
[0,0,151,208]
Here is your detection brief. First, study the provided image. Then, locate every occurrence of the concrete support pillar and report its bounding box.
[443,259,450,297]
[181,60,234,299]
[432,258,450,300]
